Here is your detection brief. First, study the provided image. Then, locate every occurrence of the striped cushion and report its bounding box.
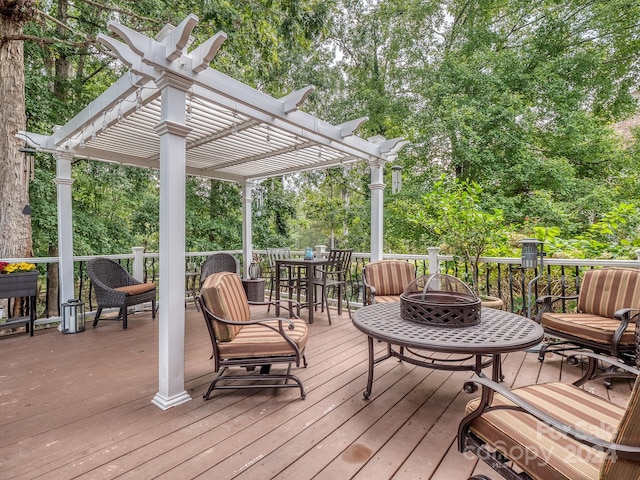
[372,295,401,304]
[218,317,308,359]
[541,312,636,346]
[467,382,625,480]
[577,268,640,318]
[200,272,251,342]
[601,380,640,478]
[364,260,415,296]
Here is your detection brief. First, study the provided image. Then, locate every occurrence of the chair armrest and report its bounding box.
[607,308,640,357]
[568,351,640,386]
[199,299,297,330]
[462,375,640,461]
[534,294,579,322]
[614,307,640,322]
[362,274,376,304]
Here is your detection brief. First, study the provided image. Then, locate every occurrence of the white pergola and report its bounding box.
[20,14,407,410]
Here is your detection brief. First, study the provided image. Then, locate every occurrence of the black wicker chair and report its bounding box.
[199,253,240,287]
[87,258,156,329]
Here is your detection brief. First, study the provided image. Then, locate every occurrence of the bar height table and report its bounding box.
[275,257,329,324]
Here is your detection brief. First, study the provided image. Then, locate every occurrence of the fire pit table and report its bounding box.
[352,302,543,399]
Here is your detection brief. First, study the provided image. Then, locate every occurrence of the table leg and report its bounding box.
[307,264,314,324]
[275,263,281,317]
[490,354,503,382]
[364,336,375,399]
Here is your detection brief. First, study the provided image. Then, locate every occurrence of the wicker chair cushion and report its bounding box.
[467,382,625,480]
[114,283,156,296]
[200,272,250,342]
[217,318,309,359]
[372,295,401,304]
[365,260,415,296]
[541,312,636,345]
[601,379,640,478]
[577,268,640,318]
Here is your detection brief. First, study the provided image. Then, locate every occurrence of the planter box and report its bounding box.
[0,272,38,336]
[0,271,38,299]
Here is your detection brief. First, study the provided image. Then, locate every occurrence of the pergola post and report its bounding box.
[428,247,440,274]
[242,182,255,278]
[369,158,386,262]
[54,152,75,312]
[151,72,193,410]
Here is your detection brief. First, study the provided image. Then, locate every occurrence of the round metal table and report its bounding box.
[352,302,544,399]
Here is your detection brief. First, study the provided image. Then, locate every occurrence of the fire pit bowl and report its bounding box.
[400,273,481,327]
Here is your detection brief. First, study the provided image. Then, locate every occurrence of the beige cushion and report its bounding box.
[541,312,636,346]
[200,272,250,342]
[467,382,625,480]
[601,380,640,478]
[372,295,401,304]
[200,272,308,358]
[217,318,308,359]
[113,283,155,295]
[364,260,415,296]
[577,268,640,318]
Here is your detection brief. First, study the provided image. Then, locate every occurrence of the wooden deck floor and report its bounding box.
[0,302,632,480]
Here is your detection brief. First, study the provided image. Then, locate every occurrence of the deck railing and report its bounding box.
[1,248,639,331]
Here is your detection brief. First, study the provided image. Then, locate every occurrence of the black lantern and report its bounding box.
[520,238,544,270]
[519,239,545,318]
[62,299,86,334]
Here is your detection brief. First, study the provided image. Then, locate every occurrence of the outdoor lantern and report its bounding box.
[61,299,85,334]
[519,239,545,318]
[391,165,402,194]
[520,238,544,270]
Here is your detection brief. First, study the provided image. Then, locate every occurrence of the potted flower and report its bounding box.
[0,261,39,299]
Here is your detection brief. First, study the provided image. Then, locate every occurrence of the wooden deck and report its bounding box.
[0,302,632,480]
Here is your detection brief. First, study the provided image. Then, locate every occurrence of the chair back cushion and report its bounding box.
[577,268,640,318]
[364,260,415,296]
[200,272,251,342]
[600,379,640,478]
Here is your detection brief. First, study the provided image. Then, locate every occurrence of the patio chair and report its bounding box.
[535,267,640,387]
[198,271,308,399]
[362,259,416,305]
[313,248,353,325]
[87,257,156,329]
[266,247,305,312]
[458,348,640,480]
[199,252,240,287]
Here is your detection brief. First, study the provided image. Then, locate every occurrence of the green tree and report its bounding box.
[412,177,505,294]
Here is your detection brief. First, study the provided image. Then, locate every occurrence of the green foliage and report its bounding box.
[410,176,506,291]
[15,0,640,262]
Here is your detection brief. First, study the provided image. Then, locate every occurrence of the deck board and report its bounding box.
[1,302,632,479]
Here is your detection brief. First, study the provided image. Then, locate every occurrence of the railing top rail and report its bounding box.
[2,251,639,269]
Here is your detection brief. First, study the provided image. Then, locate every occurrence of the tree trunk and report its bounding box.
[0,4,35,260]
[46,245,59,317]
